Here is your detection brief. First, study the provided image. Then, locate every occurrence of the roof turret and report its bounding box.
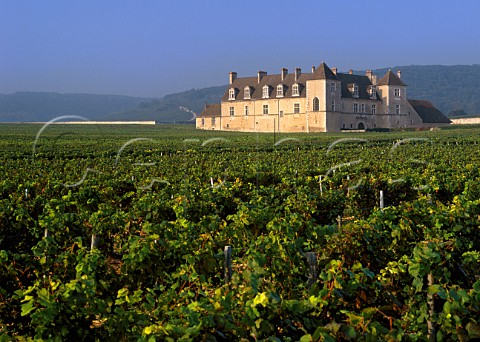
[377,70,406,86]
[312,62,339,80]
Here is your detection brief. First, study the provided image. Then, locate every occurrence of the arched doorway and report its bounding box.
[358,122,365,130]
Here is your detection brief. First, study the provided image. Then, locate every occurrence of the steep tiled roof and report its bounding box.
[222,62,341,101]
[336,73,378,100]
[222,72,313,101]
[313,62,339,80]
[198,103,221,118]
[408,100,451,123]
[377,70,406,86]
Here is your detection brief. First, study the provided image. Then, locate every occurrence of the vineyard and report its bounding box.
[1,123,479,341]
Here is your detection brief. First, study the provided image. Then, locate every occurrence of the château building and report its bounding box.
[196,62,450,132]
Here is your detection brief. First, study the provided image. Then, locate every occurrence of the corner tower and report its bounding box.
[377,70,407,127]
[306,62,340,132]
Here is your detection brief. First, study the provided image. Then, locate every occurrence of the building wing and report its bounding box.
[199,103,221,117]
[408,100,451,123]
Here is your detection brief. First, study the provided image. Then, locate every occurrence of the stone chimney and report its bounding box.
[229,72,237,84]
[258,70,267,84]
[332,67,337,75]
[349,69,353,75]
[294,68,301,82]
[281,68,288,81]
[366,70,373,81]
[397,70,402,79]
[311,66,316,73]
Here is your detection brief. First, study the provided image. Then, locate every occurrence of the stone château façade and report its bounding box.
[196,62,450,132]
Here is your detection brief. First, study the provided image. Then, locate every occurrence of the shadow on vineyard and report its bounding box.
[0,124,479,341]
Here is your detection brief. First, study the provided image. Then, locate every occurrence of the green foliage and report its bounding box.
[0,124,479,340]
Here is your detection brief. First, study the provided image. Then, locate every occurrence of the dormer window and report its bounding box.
[276,84,284,97]
[262,85,270,98]
[369,85,377,99]
[292,83,299,96]
[228,88,235,100]
[353,84,359,98]
[348,83,359,98]
[244,86,251,99]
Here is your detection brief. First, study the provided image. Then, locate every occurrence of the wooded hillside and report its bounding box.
[1,65,478,122]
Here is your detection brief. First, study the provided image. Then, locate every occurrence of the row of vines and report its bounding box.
[1,124,479,341]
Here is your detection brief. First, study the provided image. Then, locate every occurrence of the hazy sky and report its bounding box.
[1,1,479,98]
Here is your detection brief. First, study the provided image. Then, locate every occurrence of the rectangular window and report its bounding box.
[228,88,235,100]
[394,88,400,97]
[201,118,205,126]
[211,117,216,125]
[371,104,376,114]
[361,103,365,113]
[263,104,269,115]
[353,103,358,113]
[279,110,284,118]
[244,106,249,116]
[330,82,336,93]
[396,104,401,114]
[294,103,300,114]
[229,107,234,116]
[331,100,335,111]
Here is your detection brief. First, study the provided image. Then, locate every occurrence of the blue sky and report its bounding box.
[1,0,479,98]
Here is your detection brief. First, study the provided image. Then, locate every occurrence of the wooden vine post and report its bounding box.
[319,175,323,197]
[224,245,232,284]
[306,252,317,288]
[91,234,99,250]
[427,272,436,341]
